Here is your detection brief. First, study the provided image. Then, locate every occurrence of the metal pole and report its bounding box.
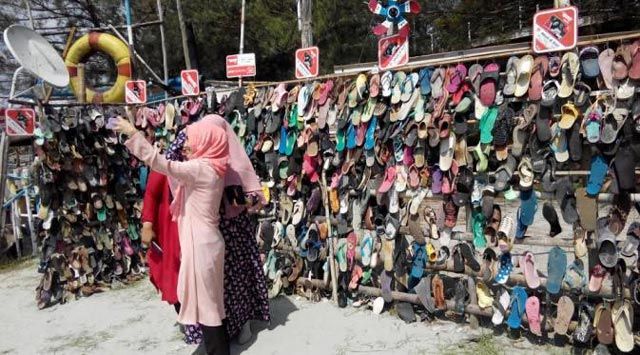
[176,0,191,69]
[123,0,133,45]
[238,0,246,88]
[157,0,169,99]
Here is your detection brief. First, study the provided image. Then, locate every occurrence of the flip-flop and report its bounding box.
[476,281,494,309]
[612,300,635,352]
[576,187,597,231]
[506,286,528,330]
[491,289,510,325]
[546,246,567,294]
[410,243,427,279]
[565,259,587,290]
[587,155,609,196]
[472,210,487,249]
[474,144,488,172]
[414,275,436,313]
[432,275,446,310]
[589,264,607,292]
[558,52,579,98]
[380,271,393,303]
[615,144,636,190]
[519,189,537,227]
[494,155,516,192]
[479,63,500,106]
[361,233,373,267]
[528,56,549,101]
[526,296,542,336]
[495,252,513,284]
[419,67,433,96]
[595,303,614,345]
[459,242,480,271]
[479,107,499,144]
[542,202,562,237]
[503,57,519,96]
[573,301,595,344]
[514,55,534,98]
[554,295,575,336]
[521,251,540,289]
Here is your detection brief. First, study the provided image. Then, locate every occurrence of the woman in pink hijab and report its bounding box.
[166,114,270,344]
[112,116,231,355]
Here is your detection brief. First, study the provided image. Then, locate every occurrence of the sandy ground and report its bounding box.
[0,259,568,355]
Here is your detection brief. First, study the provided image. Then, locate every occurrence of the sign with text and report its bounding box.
[125,80,147,104]
[5,108,35,136]
[378,34,409,71]
[226,53,256,78]
[533,6,578,53]
[295,46,319,79]
[181,69,200,96]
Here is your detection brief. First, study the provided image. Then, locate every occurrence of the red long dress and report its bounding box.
[141,170,181,304]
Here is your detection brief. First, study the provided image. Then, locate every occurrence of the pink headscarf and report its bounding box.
[204,114,261,192]
[169,119,229,220]
[204,114,264,218]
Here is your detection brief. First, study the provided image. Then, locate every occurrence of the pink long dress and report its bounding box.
[125,132,226,327]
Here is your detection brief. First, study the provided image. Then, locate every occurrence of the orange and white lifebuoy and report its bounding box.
[65,32,131,103]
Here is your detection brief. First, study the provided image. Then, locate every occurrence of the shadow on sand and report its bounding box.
[231,297,299,354]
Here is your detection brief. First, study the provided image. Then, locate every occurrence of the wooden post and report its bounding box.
[77,63,86,103]
[176,0,191,69]
[321,162,339,303]
[299,0,313,48]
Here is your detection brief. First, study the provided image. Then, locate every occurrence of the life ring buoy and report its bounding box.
[65,32,131,103]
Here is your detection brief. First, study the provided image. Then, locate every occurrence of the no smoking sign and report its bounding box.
[378,34,409,71]
[125,80,147,104]
[295,47,319,79]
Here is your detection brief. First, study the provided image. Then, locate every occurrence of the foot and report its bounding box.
[236,322,252,345]
[191,342,205,355]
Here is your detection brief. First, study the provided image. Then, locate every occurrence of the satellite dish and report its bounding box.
[3,25,69,91]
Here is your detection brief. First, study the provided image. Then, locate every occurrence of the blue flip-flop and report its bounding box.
[278,125,288,155]
[346,124,357,150]
[364,116,377,151]
[546,246,567,294]
[410,243,427,279]
[495,252,513,284]
[506,286,528,329]
[419,67,433,96]
[586,154,608,196]
[519,189,537,226]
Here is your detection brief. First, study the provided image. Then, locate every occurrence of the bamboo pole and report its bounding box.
[296,278,578,332]
[322,160,339,303]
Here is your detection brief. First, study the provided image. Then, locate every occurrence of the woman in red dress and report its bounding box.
[141,170,181,308]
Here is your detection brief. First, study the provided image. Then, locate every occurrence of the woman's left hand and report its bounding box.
[111,116,138,136]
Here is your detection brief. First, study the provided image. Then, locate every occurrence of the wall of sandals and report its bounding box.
[231,40,640,352]
[32,101,198,309]
[29,37,640,351]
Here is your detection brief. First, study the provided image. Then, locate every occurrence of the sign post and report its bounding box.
[295,46,319,79]
[5,108,35,136]
[180,69,200,96]
[532,6,578,54]
[125,80,147,104]
[378,34,409,71]
[226,53,256,78]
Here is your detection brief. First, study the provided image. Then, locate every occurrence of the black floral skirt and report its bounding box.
[220,211,271,338]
